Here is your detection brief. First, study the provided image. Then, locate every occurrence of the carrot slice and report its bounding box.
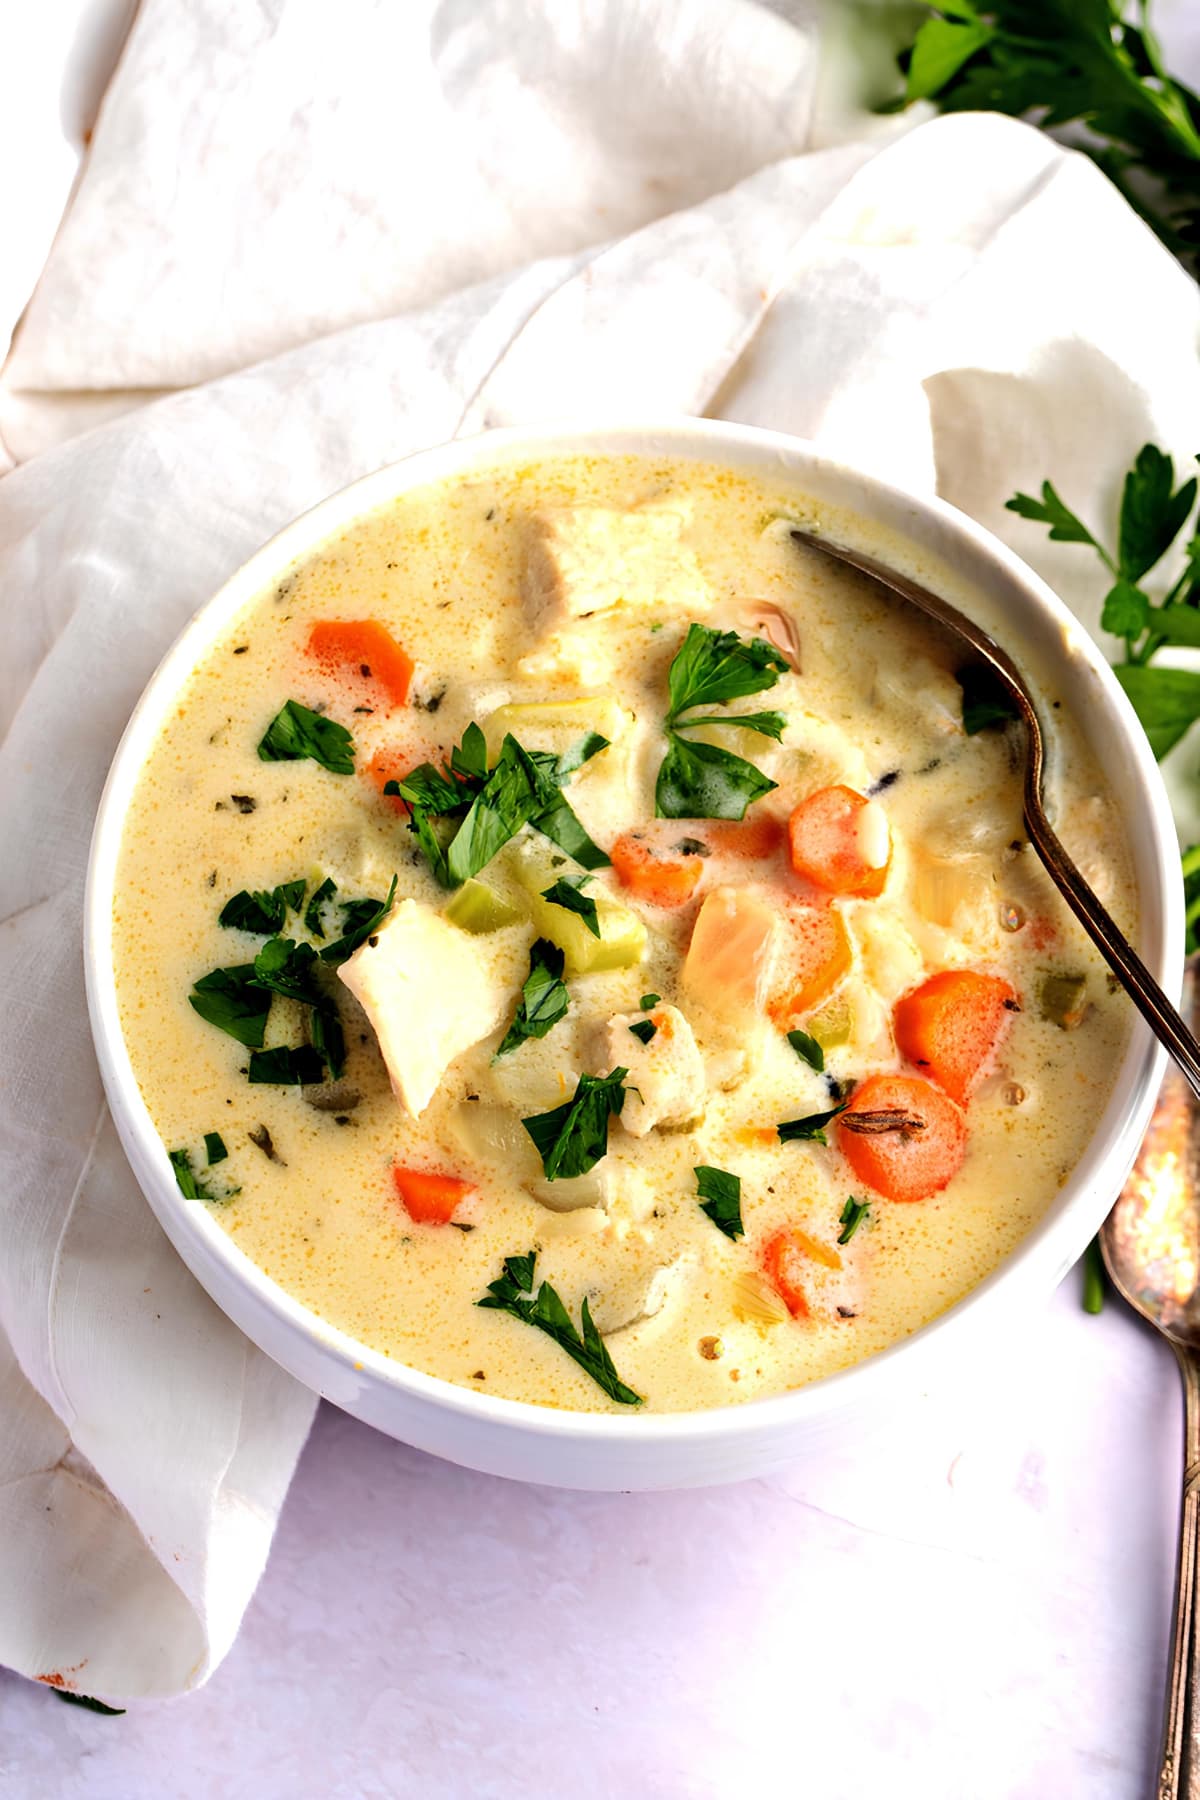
[787,786,890,898]
[766,905,852,1027]
[308,620,414,708]
[762,1230,816,1318]
[611,832,703,908]
[683,887,779,1012]
[392,1165,477,1225]
[836,1073,966,1204]
[893,970,1018,1105]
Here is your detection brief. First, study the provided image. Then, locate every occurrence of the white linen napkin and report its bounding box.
[4,10,1200,1703]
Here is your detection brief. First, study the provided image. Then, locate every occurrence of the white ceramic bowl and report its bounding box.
[85,421,1180,1491]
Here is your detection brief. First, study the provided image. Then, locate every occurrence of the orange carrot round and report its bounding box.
[392,1165,477,1225]
[787,786,890,898]
[762,1230,814,1318]
[893,969,1018,1105]
[611,832,703,908]
[836,1073,966,1204]
[308,619,414,708]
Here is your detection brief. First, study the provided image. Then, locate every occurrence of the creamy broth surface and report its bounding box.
[112,454,1136,1412]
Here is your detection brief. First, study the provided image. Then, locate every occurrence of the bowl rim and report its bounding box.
[84,417,1180,1445]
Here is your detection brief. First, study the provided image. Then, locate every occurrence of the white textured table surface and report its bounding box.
[0,1277,1180,1798]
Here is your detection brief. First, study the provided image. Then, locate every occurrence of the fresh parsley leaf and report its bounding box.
[1114,663,1200,758]
[189,964,271,1047]
[1154,604,1200,649]
[495,939,570,1058]
[477,1251,642,1405]
[392,762,474,815]
[639,992,661,1009]
[657,731,777,820]
[672,708,787,740]
[257,700,354,774]
[628,1019,657,1045]
[1118,444,1198,583]
[786,1028,825,1073]
[309,997,346,1080]
[450,720,490,782]
[169,1147,216,1200]
[1005,481,1111,560]
[50,1691,125,1716]
[247,1045,326,1085]
[694,1165,744,1240]
[528,789,611,869]
[540,873,600,938]
[554,731,611,777]
[903,8,992,99]
[667,623,789,716]
[447,736,551,886]
[777,1101,848,1146]
[837,1196,870,1245]
[522,1068,628,1180]
[218,882,305,935]
[319,876,398,964]
[1100,576,1151,640]
[203,1131,228,1165]
[252,936,319,1002]
[304,876,337,937]
[956,665,1022,735]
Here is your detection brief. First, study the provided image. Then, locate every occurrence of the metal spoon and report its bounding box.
[1102,957,1200,1800]
[790,528,1200,1099]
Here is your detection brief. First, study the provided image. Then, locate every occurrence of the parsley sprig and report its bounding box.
[656,624,789,820]
[1006,444,1200,756]
[887,2,1200,277]
[522,1068,628,1180]
[388,726,610,886]
[495,938,570,1058]
[477,1251,643,1405]
[694,1165,744,1240]
[258,700,355,774]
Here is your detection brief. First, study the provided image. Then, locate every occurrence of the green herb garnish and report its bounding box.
[837,1196,870,1245]
[169,1145,238,1203]
[656,624,788,820]
[694,1165,744,1240]
[1006,444,1200,756]
[1082,1234,1106,1314]
[786,1028,825,1073]
[957,665,1022,736]
[50,1691,126,1716]
[247,1045,327,1085]
[257,700,355,774]
[522,1068,628,1180]
[218,880,306,935]
[319,876,398,964]
[639,992,661,1009]
[188,964,271,1047]
[495,938,570,1058]
[304,876,338,937]
[628,1019,657,1045]
[203,1131,228,1165]
[540,873,600,938]
[477,1251,642,1405]
[777,1102,848,1147]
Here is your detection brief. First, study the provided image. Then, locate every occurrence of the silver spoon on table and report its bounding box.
[795,527,1200,1797]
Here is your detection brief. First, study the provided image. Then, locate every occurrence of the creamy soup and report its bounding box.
[112,454,1135,1413]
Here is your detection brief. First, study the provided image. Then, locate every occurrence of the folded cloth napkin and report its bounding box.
[3,11,1200,1701]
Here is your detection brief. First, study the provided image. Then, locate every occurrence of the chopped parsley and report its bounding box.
[495,938,570,1058]
[522,1068,628,1181]
[319,876,397,964]
[956,665,1021,736]
[247,1045,327,1085]
[203,1131,228,1165]
[656,624,788,820]
[218,880,306,935]
[168,1146,238,1203]
[628,1019,657,1045]
[257,700,355,774]
[639,992,661,1009]
[694,1165,744,1240]
[304,876,338,937]
[777,1101,848,1146]
[837,1197,870,1245]
[392,728,610,887]
[477,1251,642,1405]
[786,1028,825,1073]
[188,964,271,1047]
[540,873,600,938]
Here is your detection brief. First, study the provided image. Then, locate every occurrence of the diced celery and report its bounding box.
[1040,972,1089,1029]
[807,993,853,1050]
[482,697,629,760]
[511,847,646,973]
[444,879,524,935]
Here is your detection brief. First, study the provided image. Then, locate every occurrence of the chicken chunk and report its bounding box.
[605,1003,706,1137]
[338,899,508,1118]
[522,501,710,632]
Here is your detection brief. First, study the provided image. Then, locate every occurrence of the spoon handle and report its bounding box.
[1161,1344,1200,1799]
[1022,795,1200,1104]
